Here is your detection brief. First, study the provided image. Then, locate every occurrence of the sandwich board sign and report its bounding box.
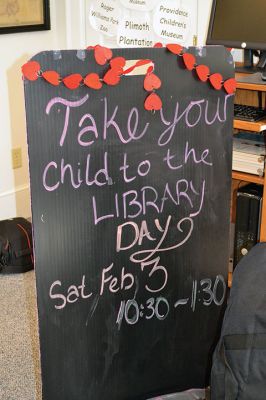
[23,46,234,399]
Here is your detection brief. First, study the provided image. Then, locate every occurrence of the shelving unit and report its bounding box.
[232,171,264,185]
[233,119,266,132]
[232,72,266,242]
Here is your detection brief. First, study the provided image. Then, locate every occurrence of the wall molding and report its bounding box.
[0,183,30,199]
[65,0,86,49]
[0,183,31,219]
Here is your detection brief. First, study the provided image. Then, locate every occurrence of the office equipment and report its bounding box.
[233,131,266,144]
[234,104,266,122]
[236,72,266,85]
[233,184,263,268]
[23,47,233,400]
[232,75,266,243]
[207,0,266,75]
[233,131,266,176]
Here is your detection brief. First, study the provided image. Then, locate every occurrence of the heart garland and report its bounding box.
[196,65,210,82]
[84,73,102,90]
[94,45,113,65]
[21,60,40,81]
[209,73,223,90]
[63,73,83,89]
[182,53,196,71]
[143,70,162,111]
[223,78,237,94]
[166,44,236,94]
[144,73,161,91]
[103,56,126,86]
[144,93,162,111]
[42,71,60,86]
[22,44,236,112]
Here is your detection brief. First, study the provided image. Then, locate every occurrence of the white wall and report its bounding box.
[0,0,67,220]
[197,0,212,45]
[0,0,221,221]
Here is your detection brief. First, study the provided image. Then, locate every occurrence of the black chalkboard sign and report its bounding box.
[24,47,234,400]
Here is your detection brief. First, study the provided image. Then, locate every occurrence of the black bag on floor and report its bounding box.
[211,243,266,400]
[0,217,34,274]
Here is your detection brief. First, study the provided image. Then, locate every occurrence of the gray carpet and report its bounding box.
[0,271,210,400]
[0,271,41,400]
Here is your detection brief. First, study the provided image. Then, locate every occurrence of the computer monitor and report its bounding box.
[206,0,266,74]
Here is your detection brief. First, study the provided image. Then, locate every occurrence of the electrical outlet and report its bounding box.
[12,147,22,169]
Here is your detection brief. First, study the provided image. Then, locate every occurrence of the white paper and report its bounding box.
[117,10,154,47]
[120,0,160,12]
[153,0,193,44]
[89,0,121,37]
[86,0,197,48]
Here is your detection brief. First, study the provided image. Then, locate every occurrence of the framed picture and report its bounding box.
[0,0,50,34]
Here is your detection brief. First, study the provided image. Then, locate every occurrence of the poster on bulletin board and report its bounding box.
[86,0,198,47]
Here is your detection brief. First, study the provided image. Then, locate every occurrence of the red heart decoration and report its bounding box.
[103,69,120,86]
[63,74,83,90]
[144,93,162,111]
[153,42,163,48]
[144,73,161,91]
[182,53,196,70]
[196,65,210,82]
[110,57,126,70]
[136,59,152,67]
[84,73,102,90]
[209,73,223,90]
[94,45,113,65]
[21,61,40,81]
[42,70,60,86]
[147,65,154,74]
[123,59,153,75]
[110,58,125,75]
[223,78,237,94]
[122,65,135,75]
[166,43,183,55]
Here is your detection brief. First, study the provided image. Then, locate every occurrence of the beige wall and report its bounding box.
[0,0,68,220]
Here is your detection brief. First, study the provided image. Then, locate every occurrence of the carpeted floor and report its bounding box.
[0,270,41,400]
[0,271,210,400]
